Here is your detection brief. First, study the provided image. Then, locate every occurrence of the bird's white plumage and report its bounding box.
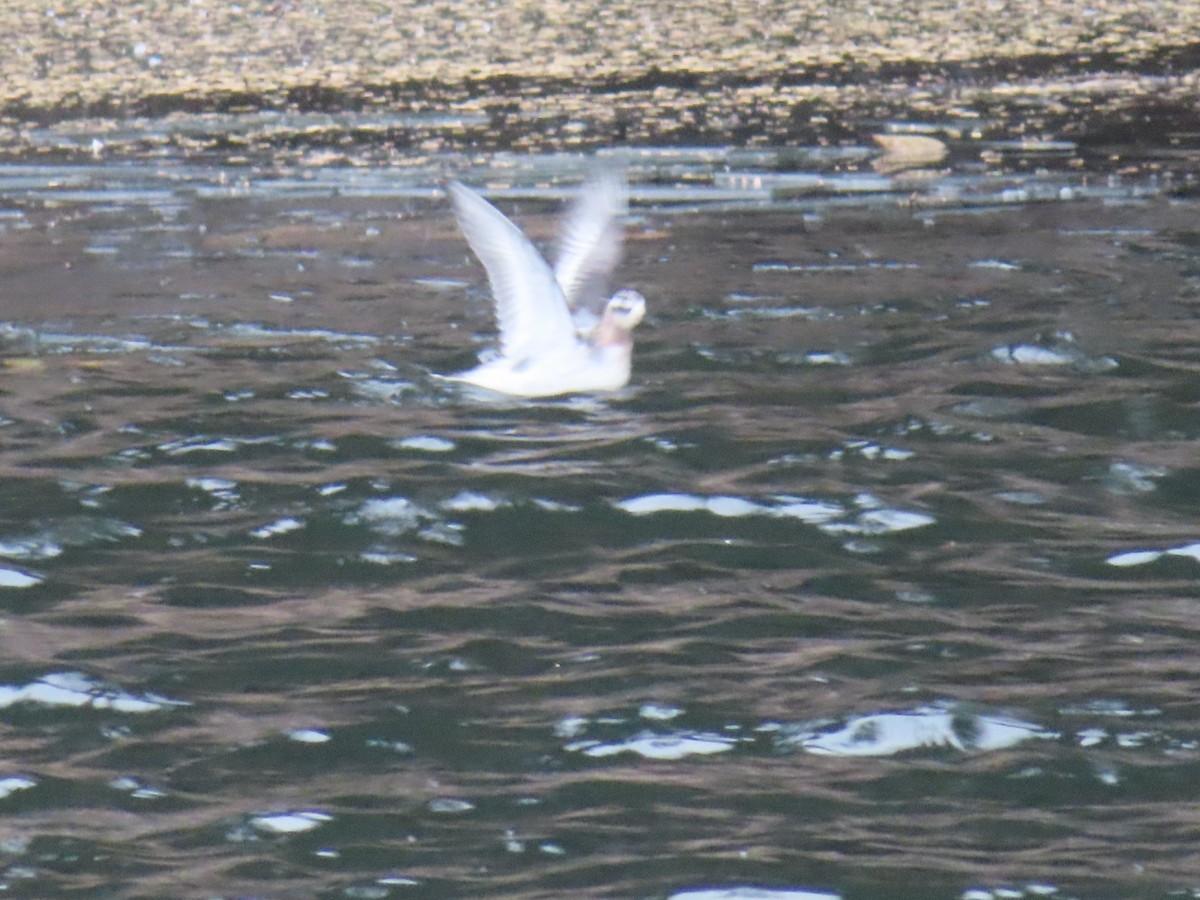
[446,181,577,364]
[442,177,644,398]
[553,171,627,325]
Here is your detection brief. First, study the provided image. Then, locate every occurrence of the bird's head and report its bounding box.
[603,289,646,330]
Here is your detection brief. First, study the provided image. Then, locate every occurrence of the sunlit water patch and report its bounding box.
[670,888,841,900]
[0,672,187,713]
[781,705,1057,757]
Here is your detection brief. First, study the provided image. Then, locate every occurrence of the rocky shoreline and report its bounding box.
[1,1,1197,161]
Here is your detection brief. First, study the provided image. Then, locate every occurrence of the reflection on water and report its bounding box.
[789,704,1057,757]
[2,148,1200,898]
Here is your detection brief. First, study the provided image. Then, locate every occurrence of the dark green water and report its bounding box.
[1,147,1200,899]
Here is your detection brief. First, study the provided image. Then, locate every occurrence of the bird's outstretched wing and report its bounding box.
[447,182,577,363]
[553,172,628,326]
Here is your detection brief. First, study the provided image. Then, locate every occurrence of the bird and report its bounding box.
[441,174,645,398]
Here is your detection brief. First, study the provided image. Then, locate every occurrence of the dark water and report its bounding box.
[2,145,1200,900]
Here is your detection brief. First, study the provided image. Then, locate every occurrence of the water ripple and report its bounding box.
[0,165,1198,897]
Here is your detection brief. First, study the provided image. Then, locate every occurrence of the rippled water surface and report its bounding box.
[2,147,1200,899]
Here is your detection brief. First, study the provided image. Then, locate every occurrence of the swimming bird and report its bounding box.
[442,175,645,398]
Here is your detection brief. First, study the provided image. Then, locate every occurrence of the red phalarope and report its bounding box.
[443,175,645,398]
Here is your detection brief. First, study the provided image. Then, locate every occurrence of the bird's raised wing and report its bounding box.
[447,182,577,363]
[553,172,628,324]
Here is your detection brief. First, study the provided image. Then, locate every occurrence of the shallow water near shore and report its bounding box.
[2,145,1200,899]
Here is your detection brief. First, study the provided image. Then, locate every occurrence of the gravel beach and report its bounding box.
[1,1,1198,157]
